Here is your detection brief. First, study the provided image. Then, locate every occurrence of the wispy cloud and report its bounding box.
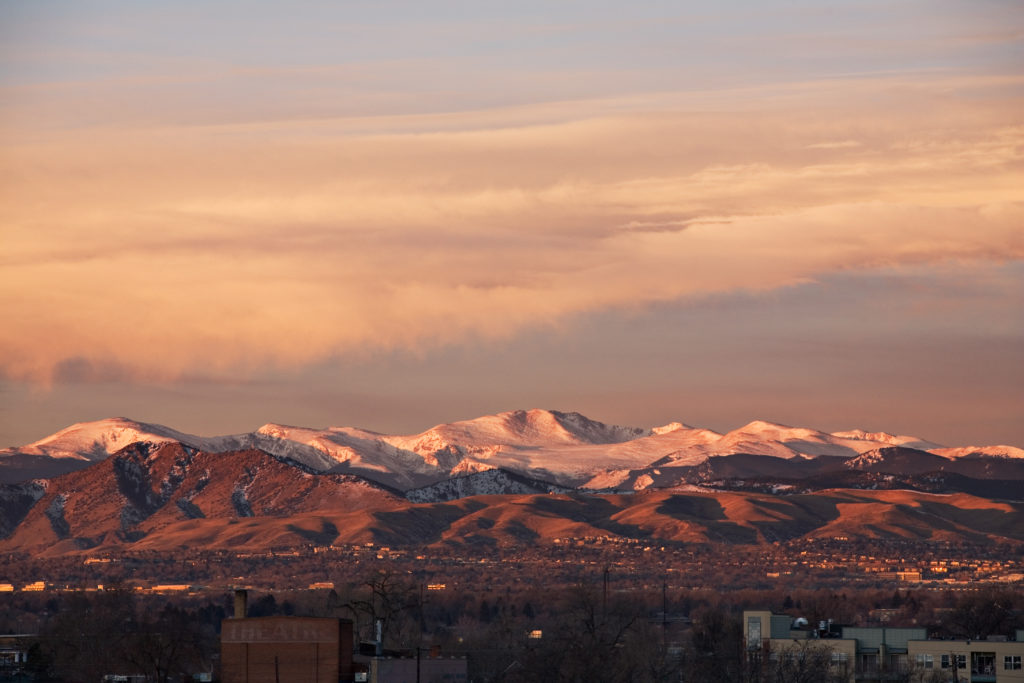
[1,75,1022,384]
[806,140,862,150]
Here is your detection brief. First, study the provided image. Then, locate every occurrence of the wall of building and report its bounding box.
[743,610,1024,683]
[908,640,1024,683]
[221,616,354,683]
[368,656,468,683]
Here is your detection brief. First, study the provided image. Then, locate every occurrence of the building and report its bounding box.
[907,634,1024,683]
[744,609,857,681]
[0,634,33,679]
[361,654,468,683]
[221,589,468,683]
[221,590,355,683]
[221,616,355,683]
[744,611,1024,683]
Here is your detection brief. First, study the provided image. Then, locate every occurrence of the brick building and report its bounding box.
[221,589,355,683]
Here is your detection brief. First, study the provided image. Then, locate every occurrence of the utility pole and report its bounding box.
[420,582,426,633]
[603,566,610,621]
[662,580,668,650]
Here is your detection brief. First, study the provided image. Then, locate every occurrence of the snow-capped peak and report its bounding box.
[651,422,690,435]
[932,445,1024,460]
[4,411,1021,495]
[396,409,645,450]
[256,423,297,440]
[729,420,827,442]
[13,418,190,461]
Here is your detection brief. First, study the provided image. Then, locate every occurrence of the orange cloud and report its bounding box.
[2,74,1022,383]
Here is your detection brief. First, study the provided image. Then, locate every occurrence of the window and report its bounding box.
[857,653,879,675]
[941,654,966,670]
[1006,655,1022,670]
[747,617,761,649]
[916,653,933,669]
[972,653,995,676]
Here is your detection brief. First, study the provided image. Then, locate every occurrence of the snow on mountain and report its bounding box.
[4,418,195,461]
[256,410,663,488]
[256,423,451,488]
[932,445,1024,460]
[564,428,726,489]
[713,421,861,458]
[615,422,962,491]
[831,429,943,451]
[842,447,954,473]
[3,411,1021,494]
[186,431,341,472]
[640,421,851,466]
[844,449,889,469]
[447,422,729,487]
[385,409,645,453]
[1,418,341,474]
[651,421,944,463]
[651,422,689,435]
[405,469,572,503]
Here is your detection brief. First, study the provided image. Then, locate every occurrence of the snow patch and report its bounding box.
[933,445,1024,460]
[651,422,688,435]
[633,474,654,491]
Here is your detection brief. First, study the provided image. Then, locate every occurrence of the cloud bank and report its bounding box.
[1,74,1022,384]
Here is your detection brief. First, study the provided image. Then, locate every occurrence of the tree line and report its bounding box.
[3,573,1021,682]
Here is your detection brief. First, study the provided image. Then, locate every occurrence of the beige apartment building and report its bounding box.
[744,610,1024,682]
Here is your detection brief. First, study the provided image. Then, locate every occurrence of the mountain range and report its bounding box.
[2,410,1023,554]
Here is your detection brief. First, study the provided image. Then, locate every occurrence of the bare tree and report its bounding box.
[943,588,1016,639]
[505,584,657,683]
[687,606,743,682]
[40,589,136,682]
[343,570,422,648]
[764,641,845,683]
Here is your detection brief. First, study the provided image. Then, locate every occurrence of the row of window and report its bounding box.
[916,653,1022,671]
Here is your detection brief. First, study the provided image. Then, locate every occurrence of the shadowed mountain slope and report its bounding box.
[2,442,1022,556]
[0,442,402,555]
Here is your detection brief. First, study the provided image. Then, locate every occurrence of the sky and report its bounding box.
[1,0,1022,447]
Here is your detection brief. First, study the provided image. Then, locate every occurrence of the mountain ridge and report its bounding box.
[2,423,1024,555]
[3,410,1021,490]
